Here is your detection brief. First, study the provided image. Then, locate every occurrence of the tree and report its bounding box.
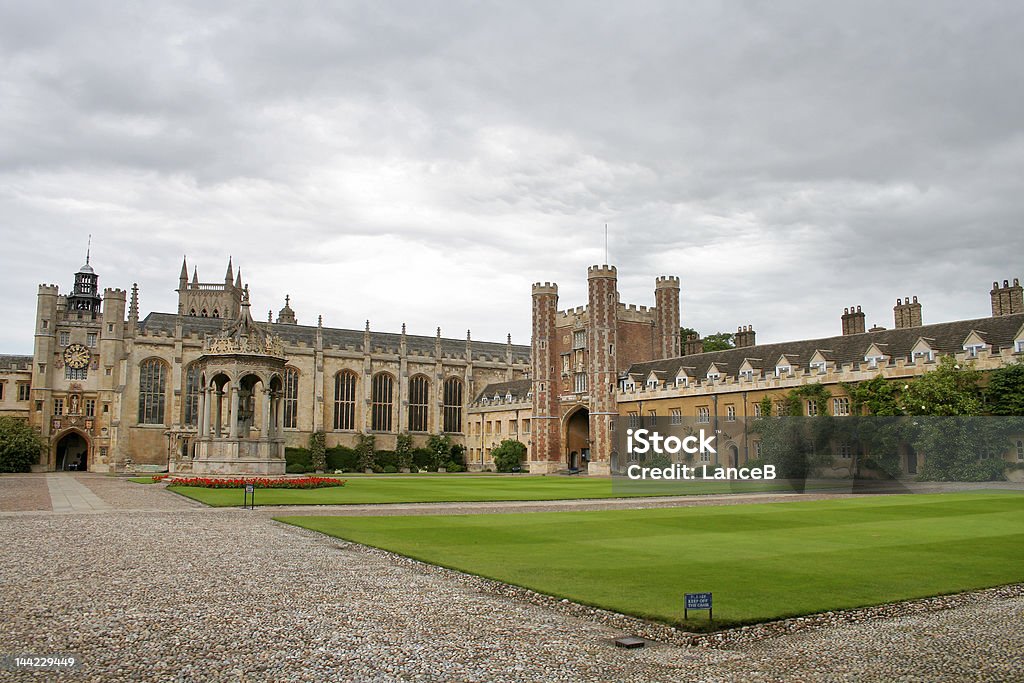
[986,360,1024,416]
[425,434,453,471]
[0,417,44,473]
[354,432,376,471]
[751,385,834,482]
[900,356,982,416]
[491,439,527,472]
[701,332,735,352]
[308,430,326,473]
[395,433,413,470]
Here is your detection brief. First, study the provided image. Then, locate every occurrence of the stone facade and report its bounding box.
[19,257,530,472]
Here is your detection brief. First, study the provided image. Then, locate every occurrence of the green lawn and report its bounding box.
[168,475,829,507]
[277,491,1024,629]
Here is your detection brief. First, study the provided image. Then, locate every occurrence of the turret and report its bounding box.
[654,275,681,359]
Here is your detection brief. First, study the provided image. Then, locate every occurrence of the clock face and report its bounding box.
[63,343,91,369]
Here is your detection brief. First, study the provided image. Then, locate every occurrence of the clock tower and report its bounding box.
[66,245,102,317]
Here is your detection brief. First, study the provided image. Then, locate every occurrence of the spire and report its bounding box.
[225,256,233,284]
[191,267,198,286]
[277,294,297,325]
[129,283,139,323]
[86,234,91,265]
[235,269,242,289]
[179,256,188,282]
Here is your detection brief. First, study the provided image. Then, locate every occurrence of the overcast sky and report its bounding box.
[2,1,1023,354]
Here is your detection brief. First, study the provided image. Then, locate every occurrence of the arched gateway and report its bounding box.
[172,287,288,476]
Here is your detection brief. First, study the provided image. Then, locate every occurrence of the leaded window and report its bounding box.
[138,359,167,425]
[283,367,299,429]
[408,375,429,432]
[443,377,463,433]
[372,373,394,432]
[334,371,357,430]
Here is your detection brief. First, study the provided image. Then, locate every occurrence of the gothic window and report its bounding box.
[371,372,395,432]
[184,364,201,427]
[189,308,196,316]
[408,375,429,432]
[201,309,208,317]
[65,366,88,380]
[138,359,167,425]
[283,367,299,429]
[212,309,220,318]
[442,377,463,433]
[334,371,357,430]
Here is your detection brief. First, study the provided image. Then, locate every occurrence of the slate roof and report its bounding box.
[137,313,531,363]
[0,355,33,371]
[624,312,1024,382]
[472,379,533,404]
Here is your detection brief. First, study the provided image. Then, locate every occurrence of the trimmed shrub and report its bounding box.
[382,465,398,474]
[412,448,433,470]
[326,446,358,472]
[0,416,44,473]
[285,447,312,472]
[445,460,465,473]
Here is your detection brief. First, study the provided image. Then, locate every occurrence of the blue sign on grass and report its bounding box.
[685,592,712,610]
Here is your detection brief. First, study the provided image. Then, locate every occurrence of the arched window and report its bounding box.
[334,371,357,430]
[283,367,299,429]
[408,375,429,432]
[200,309,208,317]
[188,308,196,316]
[371,372,394,432]
[138,359,167,425]
[212,309,220,318]
[183,363,200,427]
[443,377,463,433]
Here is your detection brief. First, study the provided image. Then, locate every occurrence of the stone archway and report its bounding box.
[55,431,89,471]
[564,406,590,471]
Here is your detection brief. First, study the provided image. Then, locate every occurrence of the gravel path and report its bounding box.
[0,474,51,512]
[0,476,1021,682]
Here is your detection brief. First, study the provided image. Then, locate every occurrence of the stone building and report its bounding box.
[529,265,681,475]
[17,256,530,472]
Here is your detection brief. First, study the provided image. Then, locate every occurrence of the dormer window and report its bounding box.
[964,343,985,358]
[707,372,720,381]
[646,378,659,389]
[865,355,885,368]
[1017,340,1024,353]
[505,393,513,402]
[675,375,688,388]
[912,349,934,362]
[775,365,791,377]
[739,370,754,381]
[810,361,826,373]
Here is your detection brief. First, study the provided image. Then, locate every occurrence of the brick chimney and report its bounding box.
[841,306,866,335]
[991,278,1023,316]
[683,333,703,355]
[734,325,756,348]
[894,296,922,329]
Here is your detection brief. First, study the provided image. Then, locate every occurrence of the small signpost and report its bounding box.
[685,592,712,621]
[243,483,255,510]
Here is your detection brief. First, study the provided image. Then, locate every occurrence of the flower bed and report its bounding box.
[167,476,345,489]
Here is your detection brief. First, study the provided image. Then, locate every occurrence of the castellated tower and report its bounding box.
[654,275,681,359]
[587,265,618,476]
[530,281,561,473]
[528,265,679,475]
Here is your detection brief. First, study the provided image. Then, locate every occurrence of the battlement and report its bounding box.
[558,305,588,317]
[619,303,651,313]
[103,288,127,298]
[587,264,617,279]
[655,275,680,289]
[532,282,558,296]
[38,284,59,294]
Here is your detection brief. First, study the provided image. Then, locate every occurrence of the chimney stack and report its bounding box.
[991,278,1023,316]
[683,333,703,355]
[841,306,866,335]
[894,296,922,329]
[734,325,756,348]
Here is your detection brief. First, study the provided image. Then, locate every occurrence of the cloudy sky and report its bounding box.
[2,1,1023,354]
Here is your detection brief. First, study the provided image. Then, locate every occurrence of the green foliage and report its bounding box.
[701,332,735,352]
[308,431,326,472]
[758,396,773,417]
[325,446,358,472]
[900,356,983,416]
[491,439,527,472]
[445,460,465,473]
[411,448,433,470]
[395,433,414,469]
[449,444,466,467]
[285,447,312,473]
[382,465,398,474]
[0,417,44,473]
[354,432,376,471]
[843,375,903,416]
[751,385,834,479]
[986,360,1024,416]
[425,434,453,471]
[909,416,1019,481]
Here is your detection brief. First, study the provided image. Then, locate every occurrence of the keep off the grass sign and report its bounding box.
[685,592,712,620]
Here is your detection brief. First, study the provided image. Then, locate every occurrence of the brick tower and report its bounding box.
[654,275,681,359]
[530,281,561,473]
[587,265,618,476]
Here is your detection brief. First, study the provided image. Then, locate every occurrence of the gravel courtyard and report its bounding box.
[1,474,1021,682]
